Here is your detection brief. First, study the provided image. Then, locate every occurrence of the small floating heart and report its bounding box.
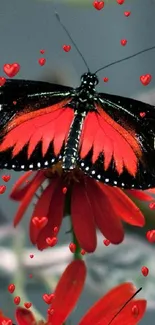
[62,44,71,52]
[140,74,152,86]
[93,1,104,10]
[3,63,20,77]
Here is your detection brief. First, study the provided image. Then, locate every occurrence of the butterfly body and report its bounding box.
[62,73,99,169]
[0,74,155,189]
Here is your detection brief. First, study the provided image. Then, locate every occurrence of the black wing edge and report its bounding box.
[0,79,74,131]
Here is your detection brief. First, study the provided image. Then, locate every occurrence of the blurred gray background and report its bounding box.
[0,0,155,323]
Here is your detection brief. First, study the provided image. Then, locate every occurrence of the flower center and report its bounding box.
[44,162,85,185]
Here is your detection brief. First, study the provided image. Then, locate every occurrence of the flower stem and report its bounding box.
[72,231,82,260]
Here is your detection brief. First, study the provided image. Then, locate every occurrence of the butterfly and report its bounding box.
[0,14,155,190]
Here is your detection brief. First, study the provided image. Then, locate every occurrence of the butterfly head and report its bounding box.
[80,72,99,90]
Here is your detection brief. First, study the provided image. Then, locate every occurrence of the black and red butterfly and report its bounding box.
[0,14,155,190]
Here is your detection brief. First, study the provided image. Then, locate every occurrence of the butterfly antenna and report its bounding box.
[107,287,142,325]
[95,45,155,74]
[55,11,90,72]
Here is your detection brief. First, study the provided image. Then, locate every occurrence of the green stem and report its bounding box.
[73,230,82,260]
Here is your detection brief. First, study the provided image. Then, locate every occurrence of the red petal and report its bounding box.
[16,307,36,325]
[147,188,155,194]
[10,171,35,201]
[86,178,124,244]
[0,311,11,324]
[53,108,74,156]
[98,184,145,226]
[126,189,153,202]
[48,260,86,325]
[110,300,146,325]
[71,181,97,252]
[13,171,46,226]
[79,282,145,325]
[36,179,65,250]
[29,178,59,244]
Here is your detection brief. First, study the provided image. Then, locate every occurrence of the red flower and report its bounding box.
[10,165,151,252]
[0,260,146,325]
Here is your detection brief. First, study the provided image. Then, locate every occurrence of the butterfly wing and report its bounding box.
[0,79,74,170]
[78,92,155,189]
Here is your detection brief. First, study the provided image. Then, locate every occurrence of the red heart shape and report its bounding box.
[3,63,20,77]
[2,320,12,325]
[93,1,104,10]
[62,45,71,52]
[0,185,6,194]
[69,242,76,253]
[24,302,32,309]
[103,77,109,82]
[40,49,45,54]
[140,112,146,118]
[103,239,111,246]
[47,308,54,316]
[117,0,125,4]
[146,229,155,243]
[8,283,15,294]
[42,293,55,304]
[62,186,67,194]
[124,11,131,17]
[46,236,58,247]
[140,74,152,86]
[0,77,6,86]
[30,254,34,258]
[149,202,155,210]
[32,217,48,229]
[132,305,139,316]
[2,175,11,182]
[14,296,21,305]
[53,226,59,235]
[120,39,127,46]
[38,58,46,66]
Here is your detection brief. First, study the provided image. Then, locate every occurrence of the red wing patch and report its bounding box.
[0,100,74,159]
[80,105,142,177]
